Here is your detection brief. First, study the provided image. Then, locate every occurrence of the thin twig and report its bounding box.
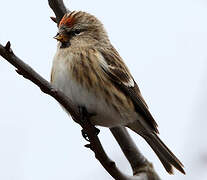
[48,0,68,25]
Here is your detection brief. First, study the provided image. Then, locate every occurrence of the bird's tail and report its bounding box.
[142,132,185,174]
[128,123,185,174]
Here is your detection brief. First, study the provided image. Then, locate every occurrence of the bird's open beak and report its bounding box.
[53,33,66,42]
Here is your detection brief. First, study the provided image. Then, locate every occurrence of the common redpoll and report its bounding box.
[51,11,185,174]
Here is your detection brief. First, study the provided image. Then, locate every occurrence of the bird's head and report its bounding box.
[54,11,109,48]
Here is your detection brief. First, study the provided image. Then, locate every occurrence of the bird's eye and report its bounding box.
[74,29,82,35]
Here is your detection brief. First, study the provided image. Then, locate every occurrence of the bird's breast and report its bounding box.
[51,49,137,127]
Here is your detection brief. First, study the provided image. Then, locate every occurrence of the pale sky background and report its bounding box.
[0,0,207,179]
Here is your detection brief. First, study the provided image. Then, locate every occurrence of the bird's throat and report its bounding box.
[60,42,71,49]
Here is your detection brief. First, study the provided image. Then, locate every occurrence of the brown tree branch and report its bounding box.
[0,0,161,179]
[48,0,68,25]
[110,126,160,179]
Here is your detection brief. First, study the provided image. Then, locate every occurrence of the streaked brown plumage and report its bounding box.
[51,11,185,174]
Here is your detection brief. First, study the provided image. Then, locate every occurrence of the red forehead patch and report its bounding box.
[59,13,75,28]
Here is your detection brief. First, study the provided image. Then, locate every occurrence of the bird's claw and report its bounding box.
[81,129,90,141]
[84,144,91,148]
[78,106,99,141]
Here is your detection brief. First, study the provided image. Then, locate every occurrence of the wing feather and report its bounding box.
[99,47,159,133]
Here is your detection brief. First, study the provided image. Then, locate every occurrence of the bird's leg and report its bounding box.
[78,106,99,142]
[78,106,90,141]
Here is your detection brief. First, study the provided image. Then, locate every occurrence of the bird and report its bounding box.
[51,11,185,174]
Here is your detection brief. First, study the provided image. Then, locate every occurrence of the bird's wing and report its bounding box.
[99,47,158,133]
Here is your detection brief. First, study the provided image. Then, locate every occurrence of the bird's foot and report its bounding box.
[78,106,100,141]
[81,129,90,141]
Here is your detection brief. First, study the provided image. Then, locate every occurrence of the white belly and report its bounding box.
[51,54,128,127]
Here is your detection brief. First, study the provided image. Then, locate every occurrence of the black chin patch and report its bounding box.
[60,42,71,48]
